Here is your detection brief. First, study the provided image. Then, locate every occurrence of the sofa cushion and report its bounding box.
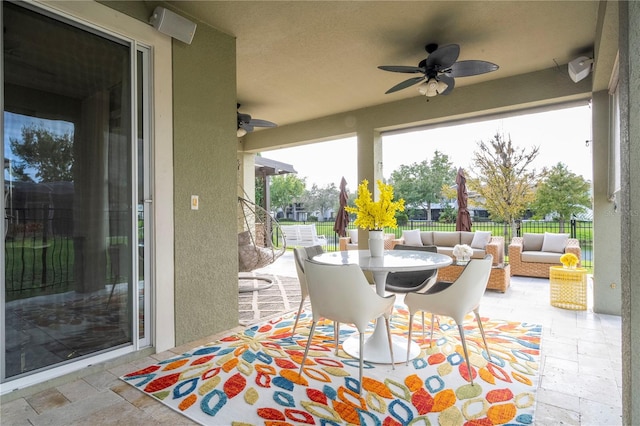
[522,233,544,251]
[521,251,562,263]
[349,228,359,244]
[471,231,492,249]
[433,231,460,247]
[541,232,569,253]
[460,231,474,245]
[420,232,434,246]
[402,229,423,246]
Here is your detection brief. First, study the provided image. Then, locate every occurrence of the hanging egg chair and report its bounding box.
[237,196,286,291]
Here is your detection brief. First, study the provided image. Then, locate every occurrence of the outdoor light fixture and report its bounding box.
[568,56,593,83]
[418,78,449,97]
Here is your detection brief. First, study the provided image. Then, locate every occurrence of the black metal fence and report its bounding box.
[6,207,593,302]
[284,218,594,268]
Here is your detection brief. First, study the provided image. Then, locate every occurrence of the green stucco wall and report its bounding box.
[171,24,238,345]
[621,2,640,424]
[592,90,622,315]
[101,1,239,345]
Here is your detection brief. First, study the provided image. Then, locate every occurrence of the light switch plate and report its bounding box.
[191,195,199,210]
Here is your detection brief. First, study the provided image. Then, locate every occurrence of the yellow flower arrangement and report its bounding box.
[560,252,579,268]
[346,179,405,231]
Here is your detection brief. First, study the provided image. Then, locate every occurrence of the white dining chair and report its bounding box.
[386,244,440,342]
[404,254,493,384]
[292,245,325,336]
[298,260,396,394]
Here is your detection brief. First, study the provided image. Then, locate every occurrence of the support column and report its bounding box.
[356,127,383,248]
[238,152,256,202]
[592,90,621,315]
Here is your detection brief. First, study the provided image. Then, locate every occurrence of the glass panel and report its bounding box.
[136,49,147,341]
[3,2,133,379]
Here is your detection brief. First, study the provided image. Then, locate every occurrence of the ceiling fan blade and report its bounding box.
[437,74,455,95]
[378,65,424,74]
[448,60,499,77]
[385,76,425,94]
[249,118,277,128]
[426,44,460,69]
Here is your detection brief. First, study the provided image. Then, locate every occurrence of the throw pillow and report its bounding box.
[349,228,358,244]
[541,232,569,253]
[522,233,544,251]
[402,229,423,246]
[471,231,492,249]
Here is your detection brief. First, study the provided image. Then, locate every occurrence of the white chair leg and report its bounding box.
[474,310,492,363]
[292,298,305,335]
[429,314,436,347]
[384,317,395,369]
[298,321,317,377]
[406,313,414,365]
[358,332,364,395]
[457,324,474,384]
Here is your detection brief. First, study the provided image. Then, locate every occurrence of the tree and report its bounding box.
[530,162,592,232]
[9,124,75,182]
[269,174,306,218]
[390,151,456,220]
[467,132,539,238]
[303,183,339,221]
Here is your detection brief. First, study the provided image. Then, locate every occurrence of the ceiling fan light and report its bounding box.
[436,79,449,94]
[237,127,247,137]
[418,78,440,97]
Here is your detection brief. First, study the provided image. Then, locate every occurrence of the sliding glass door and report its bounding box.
[2,1,150,383]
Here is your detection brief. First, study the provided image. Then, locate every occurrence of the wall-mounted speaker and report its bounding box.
[568,56,593,83]
[149,7,197,45]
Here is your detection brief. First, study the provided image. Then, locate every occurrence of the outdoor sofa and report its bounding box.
[508,233,581,278]
[393,230,504,266]
[339,229,397,251]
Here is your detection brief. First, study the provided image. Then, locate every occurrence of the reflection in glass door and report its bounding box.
[2,2,148,382]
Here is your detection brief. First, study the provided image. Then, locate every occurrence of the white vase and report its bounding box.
[368,230,384,257]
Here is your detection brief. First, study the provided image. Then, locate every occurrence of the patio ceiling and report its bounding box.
[169,1,605,131]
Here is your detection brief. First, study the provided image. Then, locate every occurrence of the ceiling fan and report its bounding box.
[237,104,277,137]
[378,43,499,97]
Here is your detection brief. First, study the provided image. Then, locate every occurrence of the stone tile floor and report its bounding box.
[1,251,623,425]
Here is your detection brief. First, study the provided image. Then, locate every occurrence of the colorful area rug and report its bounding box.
[121,307,541,425]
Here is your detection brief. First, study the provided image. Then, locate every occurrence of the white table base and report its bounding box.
[342,270,421,364]
[342,324,421,364]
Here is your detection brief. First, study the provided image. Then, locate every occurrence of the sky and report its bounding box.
[263,104,593,191]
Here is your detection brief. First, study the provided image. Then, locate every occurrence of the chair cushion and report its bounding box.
[541,232,569,253]
[349,228,358,244]
[471,231,492,249]
[402,229,423,246]
[522,233,544,251]
[238,231,251,246]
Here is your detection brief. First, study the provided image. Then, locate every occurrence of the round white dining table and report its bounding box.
[312,249,452,364]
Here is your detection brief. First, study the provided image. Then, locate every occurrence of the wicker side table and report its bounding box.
[487,264,510,293]
[549,266,587,310]
[437,262,510,292]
